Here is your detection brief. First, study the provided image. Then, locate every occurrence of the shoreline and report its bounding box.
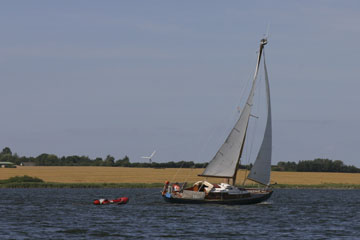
[1,167,360,189]
[1,182,360,189]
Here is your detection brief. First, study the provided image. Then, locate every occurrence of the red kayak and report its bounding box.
[93,197,129,205]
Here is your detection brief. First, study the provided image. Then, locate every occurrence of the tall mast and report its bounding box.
[199,38,268,183]
[247,49,272,186]
[232,38,268,185]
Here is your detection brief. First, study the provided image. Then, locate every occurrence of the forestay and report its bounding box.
[247,52,272,185]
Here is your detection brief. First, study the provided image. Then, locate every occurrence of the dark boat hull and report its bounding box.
[163,190,273,205]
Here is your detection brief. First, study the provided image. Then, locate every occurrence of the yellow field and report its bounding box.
[1,166,360,185]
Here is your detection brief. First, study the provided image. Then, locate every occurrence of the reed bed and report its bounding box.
[1,166,360,186]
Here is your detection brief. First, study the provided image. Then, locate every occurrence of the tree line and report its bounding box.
[1,147,359,172]
[0,147,206,168]
[272,158,360,173]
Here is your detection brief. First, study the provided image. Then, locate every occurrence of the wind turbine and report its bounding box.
[141,150,156,163]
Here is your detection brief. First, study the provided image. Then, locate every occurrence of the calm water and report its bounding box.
[0,188,359,239]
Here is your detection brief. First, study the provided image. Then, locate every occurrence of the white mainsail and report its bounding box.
[247,51,272,185]
[200,39,267,179]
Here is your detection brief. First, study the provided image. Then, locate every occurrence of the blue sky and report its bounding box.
[1,1,359,166]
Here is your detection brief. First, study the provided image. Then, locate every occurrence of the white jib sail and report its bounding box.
[200,40,266,178]
[247,52,272,185]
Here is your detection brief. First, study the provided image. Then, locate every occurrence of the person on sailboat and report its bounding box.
[162,181,170,195]
[173,184,181,192]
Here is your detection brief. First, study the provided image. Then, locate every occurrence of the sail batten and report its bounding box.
[200,39,267,179]
[247,51,272,185]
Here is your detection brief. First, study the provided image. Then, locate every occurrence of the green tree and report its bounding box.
[1,147,12,155]
[115,156,130,167]
[104,155,115,166]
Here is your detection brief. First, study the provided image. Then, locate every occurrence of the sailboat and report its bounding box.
[161,37,273,204]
